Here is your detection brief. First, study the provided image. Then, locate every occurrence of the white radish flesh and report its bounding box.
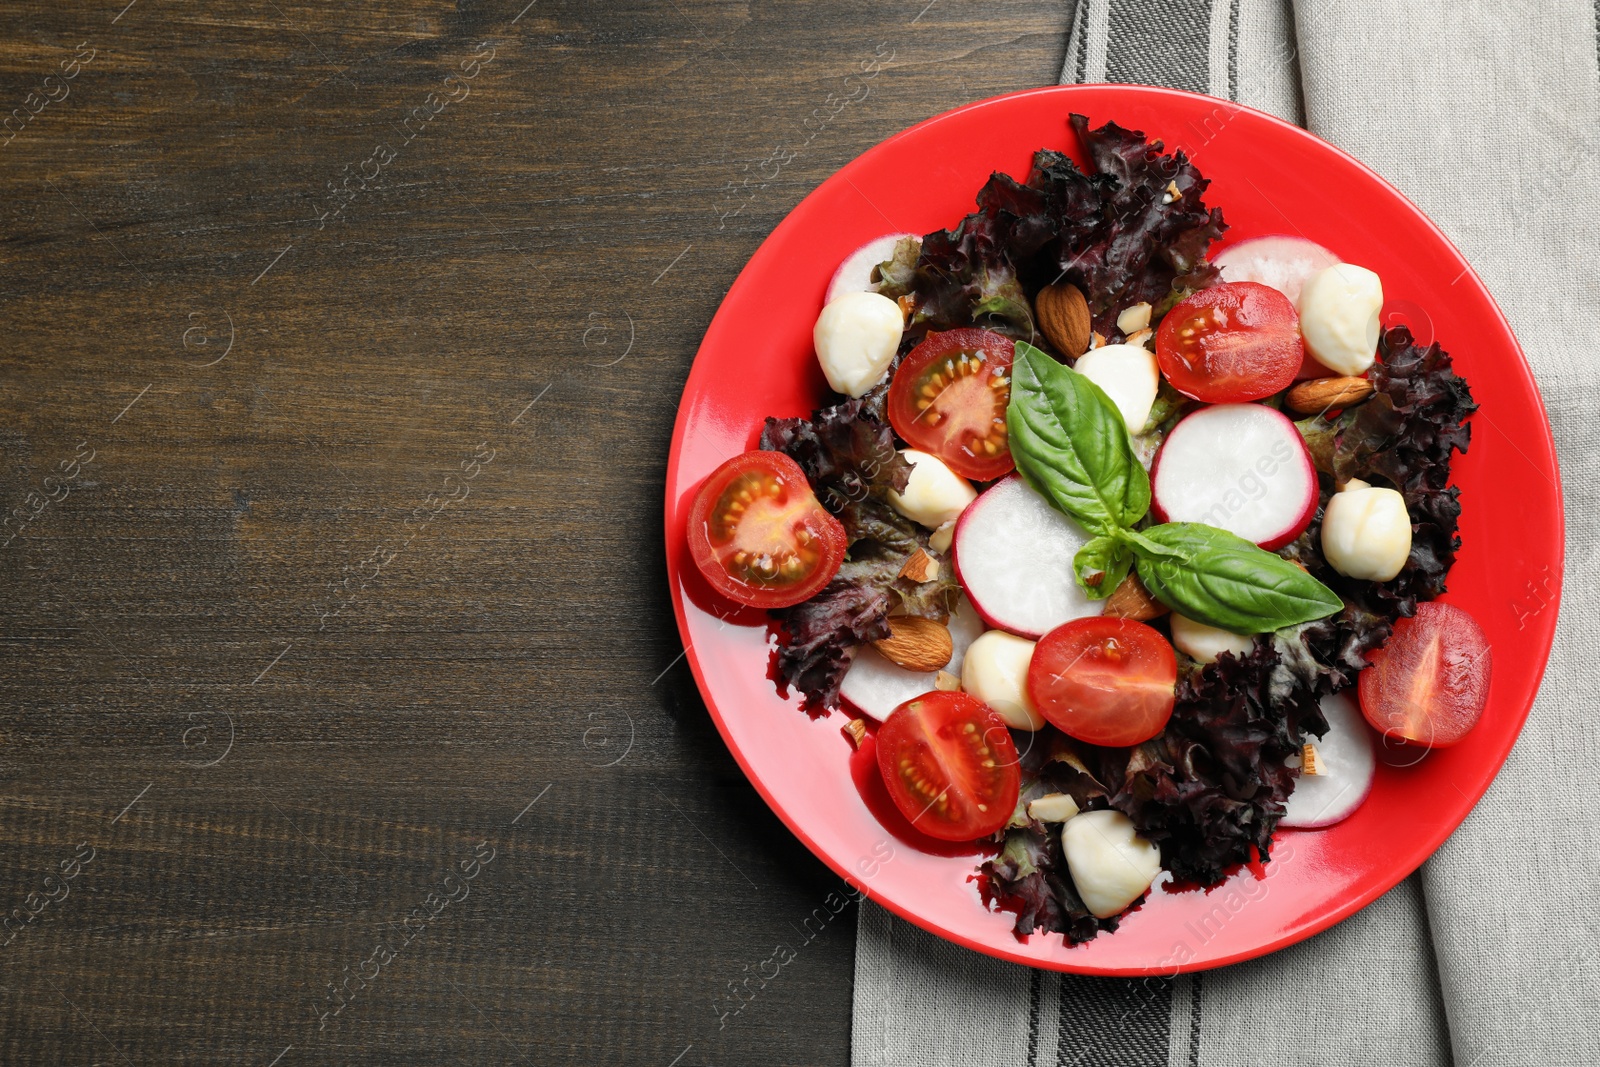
[952,475,1105,639]
[825,233,919,307]
[1212,235,1340,305]
[1151,404,1318,550]
[839,596,984,722]
[1281,692,1377,828]
[1073,344,1160,435]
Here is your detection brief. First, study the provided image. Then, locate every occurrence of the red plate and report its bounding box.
[663,86,1563,975]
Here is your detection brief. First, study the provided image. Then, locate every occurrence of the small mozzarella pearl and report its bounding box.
[1321,479,1412,581]
[1061,810,1162,919]
[1073,343,1160,435]
[887,450,976,530]
[961,630,1044,731]
[1297,264,1382,376]
[813,291,903,397]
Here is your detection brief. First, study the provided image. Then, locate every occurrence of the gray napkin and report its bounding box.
[853,3,1600,1064]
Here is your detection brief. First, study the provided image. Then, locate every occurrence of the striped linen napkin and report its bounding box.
[851,2,1600,1064]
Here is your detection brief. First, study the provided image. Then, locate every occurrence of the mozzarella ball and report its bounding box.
[887,450,976,530]
[1073,343,1160,434]
[813,291,903,397]
[1296,264,1382,375]
[1169,613,1254,664]
[1321,478,1412,581]
[1061,810,1162,919]
[961,630,1045,730]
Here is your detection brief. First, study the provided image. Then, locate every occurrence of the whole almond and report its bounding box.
[872,616,953,673]
[1035,282,1091,357]
[1286,376,1375,415]
[1103,573,1168,621]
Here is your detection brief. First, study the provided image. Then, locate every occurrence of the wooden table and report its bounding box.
[0,3,1066,1062]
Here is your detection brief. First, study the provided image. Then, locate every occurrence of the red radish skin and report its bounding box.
[952,475,1104,638]
[1211,235,1342,379]
[1151,404,1318,550]
[1281,693,1377,829]
[825,233,918,307]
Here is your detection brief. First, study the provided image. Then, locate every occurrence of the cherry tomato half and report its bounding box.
[876,691,1021,841]
[686,451,846,609]
[1155,281,1304,403]
[1358,601,1491,748]
[1027,617,1177,747]
[887,328,1015,481]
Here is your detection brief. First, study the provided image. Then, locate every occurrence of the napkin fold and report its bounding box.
[854,2,1600,1064]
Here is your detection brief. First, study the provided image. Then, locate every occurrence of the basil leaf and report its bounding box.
[1006,342,1149,533]
[1112,525,1186,561]
[1073,534,1134,599]
[1131,523,1343,633]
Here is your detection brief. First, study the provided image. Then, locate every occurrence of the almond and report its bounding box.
[842,718,868,749]
[934,669,961,691]
[898,547,940,584]
[1302,742,1324,776]
[872,616,952,673]
[1285,376,1375,415]
[1035,282,1091,357]
[1116,302,1153,335]
[1103,572,1168,621]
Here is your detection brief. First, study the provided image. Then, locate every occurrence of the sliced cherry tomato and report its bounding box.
[1155,281,1304,403]
[1027,617,1177,747]
[1358,602,1491,748]
[887,328,1015,481]
[876,691,1020,841]
[686,451,846,609]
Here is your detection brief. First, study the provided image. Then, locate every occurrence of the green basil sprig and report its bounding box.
[1004,340,1342,633]
[1129,523,1344,633]
[1007,342,1149,533]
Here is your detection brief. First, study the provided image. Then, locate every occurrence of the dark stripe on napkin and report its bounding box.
[1056,975,1173,1067]
[1071,0,1089,83]
[1187,973,1203,1067]
[1026,968,1043,1066]
[1226,0,1240,100]
[1105,0,1215,94]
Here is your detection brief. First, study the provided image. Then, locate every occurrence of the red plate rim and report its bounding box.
[663,84,1564,975]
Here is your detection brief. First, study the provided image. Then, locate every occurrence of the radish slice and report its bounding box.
[952,475,1104,638]
[839,596,985,722]
[1281,692,1376,828]
[1151,404,1317,550]
[825,233,919,307]
[1212,235,1340,305]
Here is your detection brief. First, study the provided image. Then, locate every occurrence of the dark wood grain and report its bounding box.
[0,2,1067,1062]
